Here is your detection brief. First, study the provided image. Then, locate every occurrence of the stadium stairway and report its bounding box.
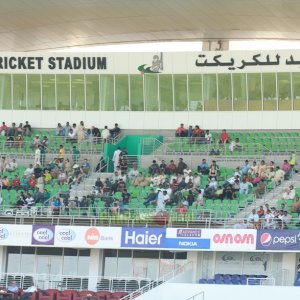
[69,172,111,199]
[236,172,300,218]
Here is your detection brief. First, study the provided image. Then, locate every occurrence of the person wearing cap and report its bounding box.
[175,123,187,137]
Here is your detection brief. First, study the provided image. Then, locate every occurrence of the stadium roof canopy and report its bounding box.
[1,0,300,52]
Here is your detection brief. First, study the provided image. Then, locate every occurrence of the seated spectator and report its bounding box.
[67,128,77,143]
[6,159,18,172]
[81,159,91,175]
[177,202,188,214]
[0,156,8,173]
[0,122,8,136]
[167,160,177,174]
[192,189,204,207]
[23,121,32,137]
[274,166,285,185]
[5,136,14,148]
[7,280,20,295]
[12,175,21,190]
[204,130,212,143]
[193,173,201,188]
[175,123,187,137]
[183,167,193,178]
[30,135,40,149]
[159,160,167,173]
[101,125,110,141]
[247,208,260,228]
[42,189,51,204]
[57,171,68,186]
[282,185,296,200]
[2,176,11,190]
[55,123,65,136]
[222,184,235,200]
[128,163,139,181]
[219,129,229,144]
[257,205,265,218]
[121,189,131,205]
[13,134,23,148]
[7,122,17,137]
[187,125,193,138]
[264,209,275,229]
[283,159,292,179]
[143,189,157,208]
[25,193,35,207]
[252,173,261,186]
[17,123,23,135]
[149,160,160,176]
[208,178,218,190]
[229,138,242,153]
[33,187,43,203]
[29,176,36,190]
[64,122,71,136]
[178,177,187,191]
[239,178,253,194]
[110,123,121,138]
[191,125,203,143]
[208,166,217,180]
[198,159,209,175]
[255,180,266,198]
[51,198,62,215]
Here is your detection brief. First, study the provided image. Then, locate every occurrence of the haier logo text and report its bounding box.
[121,228,165,248]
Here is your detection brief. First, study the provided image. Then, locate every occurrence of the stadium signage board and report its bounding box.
[256,230,300,251]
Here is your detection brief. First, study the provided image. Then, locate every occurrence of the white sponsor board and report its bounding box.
[209,229,257,251]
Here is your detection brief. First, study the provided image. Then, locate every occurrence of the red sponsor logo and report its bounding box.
[85,227,100,245]
[213,233,254,244]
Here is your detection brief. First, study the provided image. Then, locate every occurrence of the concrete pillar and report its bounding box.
[282,252,297,285]
[187,251,198,283]
[88,249,103,291]
[0,246,7,274]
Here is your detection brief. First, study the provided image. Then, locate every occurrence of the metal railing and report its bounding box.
[246,277,275,286]
[185,291,205,300]
[0,273,151,292]
[142,138,163,155]
[120,261,193,300]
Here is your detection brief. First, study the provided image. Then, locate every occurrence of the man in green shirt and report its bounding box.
[72,146,80,163]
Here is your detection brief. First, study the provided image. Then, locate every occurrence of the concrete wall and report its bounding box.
[136,283,300,300]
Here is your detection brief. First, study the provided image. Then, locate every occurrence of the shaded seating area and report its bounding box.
[199,274,269,285]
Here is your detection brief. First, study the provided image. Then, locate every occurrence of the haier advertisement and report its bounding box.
[121,227,211,250]
[256,230,300,251]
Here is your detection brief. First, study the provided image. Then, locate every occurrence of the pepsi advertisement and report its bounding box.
[257,230,300,251]
[121,227,211,250]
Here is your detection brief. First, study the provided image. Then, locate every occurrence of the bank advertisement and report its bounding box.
[256,230,300,251]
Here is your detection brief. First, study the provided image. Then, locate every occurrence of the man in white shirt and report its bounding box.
[282,185,296,200]
[24,164,34,178]
[112,147,121,171]
[247,209,259,228]
[156,190,166,212]
[101,125,110,141]
[6,159,18,172]
[128,163,139,181]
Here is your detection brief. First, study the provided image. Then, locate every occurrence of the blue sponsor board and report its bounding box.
[166,238,210,249]
[121,227,211,250]
[121,227,166,248]
[256,230,300,250]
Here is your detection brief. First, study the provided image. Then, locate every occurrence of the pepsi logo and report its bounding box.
[260,233,272,247]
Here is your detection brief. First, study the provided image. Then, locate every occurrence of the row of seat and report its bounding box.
[199,274,268,285]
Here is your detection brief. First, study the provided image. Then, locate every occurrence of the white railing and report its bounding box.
[185,291,205,300]
[120,261,194,300]
[246,277,275,286]
[0,273,151,292]
[142,138,163,155]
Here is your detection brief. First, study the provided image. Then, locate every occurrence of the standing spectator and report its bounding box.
[112,147,121,171]
[72,146,80,163]
[64,122,71,136]
[175,123,187,137]
[23,121,32,137]
[101,125,110,142]
[58,145,65,162]
[55,123,65,136]
[177,158,187,174]
[77,121,85,143]
[0,122,8,136]
[34,145,41,165]
[110,123,121,138]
